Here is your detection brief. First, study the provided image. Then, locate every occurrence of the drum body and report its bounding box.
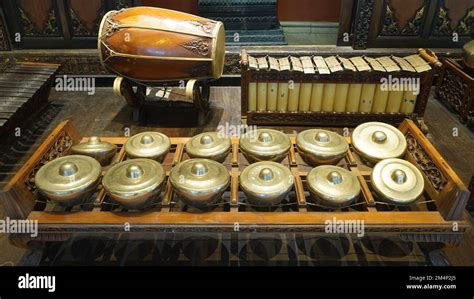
[98,7,225,83]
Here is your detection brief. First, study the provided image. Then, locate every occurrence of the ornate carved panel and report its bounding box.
[344,0,473,49]
[434,0,474,36]
[16,0,60,36]
[353,0,374,49]
[68,0,106,36]
[381,0,426,36]
[405,133,448,192]
[436,58,474,131]
[437,67,466,114]
[2,0,133,49]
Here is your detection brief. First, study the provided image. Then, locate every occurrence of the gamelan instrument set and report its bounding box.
[1,119,469,245]
[0,6,471,247]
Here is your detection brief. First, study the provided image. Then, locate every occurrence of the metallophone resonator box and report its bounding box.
[240,49,441,130]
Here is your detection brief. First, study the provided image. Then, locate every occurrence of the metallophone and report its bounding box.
[0,62,60,139]
[240,49,441,131]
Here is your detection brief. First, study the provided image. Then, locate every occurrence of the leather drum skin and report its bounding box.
[98,7,226,83]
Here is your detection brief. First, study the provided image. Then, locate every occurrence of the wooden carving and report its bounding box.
[353,0,374,49]
[1,120,469,245]
[68,0,105,34]
[444,0,474,31]
[382,0,425,36]
[437,67,466,114]
[436,58,474,130]
[388,0,425,31]
[17,0,56,34]
[180,39,210,56]
[435,0,474,35]
[17,0,52,31]
[405,132,448,192]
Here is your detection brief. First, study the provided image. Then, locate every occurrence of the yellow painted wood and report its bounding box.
[310,83,324,111]
[298,83,312,111]
[322,83,336,112]
[359,84,376,113]
[257,82,267,112]
[248,82,257,111]
[267,82,278,112]
[333,83,349,112]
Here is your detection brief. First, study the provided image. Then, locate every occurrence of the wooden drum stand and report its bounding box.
[113,76,211,126]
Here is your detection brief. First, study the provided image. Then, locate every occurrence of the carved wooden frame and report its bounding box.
[0,119,470,245]
[436,58,474,128]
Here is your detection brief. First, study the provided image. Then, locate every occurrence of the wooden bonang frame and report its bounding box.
[436,58,474,129]
[240,52,435,128]
[0,120,470,245]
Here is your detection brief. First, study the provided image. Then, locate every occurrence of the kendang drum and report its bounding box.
[98,7,225,83]
[97,7,226,124]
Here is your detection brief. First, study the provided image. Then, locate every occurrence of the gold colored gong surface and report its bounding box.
[102,158,165,208]
[306,165,361,208]
[70,136,117,166]
[185,132,231,163]
[240,161,294,206]
[35,155,102,205]
[296,129,349,166]
[371,158,424,205]
[170,158,230,207]
[239,129,291,163]
[125,132,171,162]
[352,122,407,165]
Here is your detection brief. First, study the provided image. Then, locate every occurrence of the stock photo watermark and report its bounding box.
[380,75,420,95]
[217,123,258,139]
[324,217,365,238]
[55,75,96,95]
[0,217,38,238]
[18,273,56,293]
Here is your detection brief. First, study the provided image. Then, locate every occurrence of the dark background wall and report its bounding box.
[278,0,341,22]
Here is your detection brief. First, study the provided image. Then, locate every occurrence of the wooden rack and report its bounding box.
[0,119,470,245]
[436,58,474,130]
